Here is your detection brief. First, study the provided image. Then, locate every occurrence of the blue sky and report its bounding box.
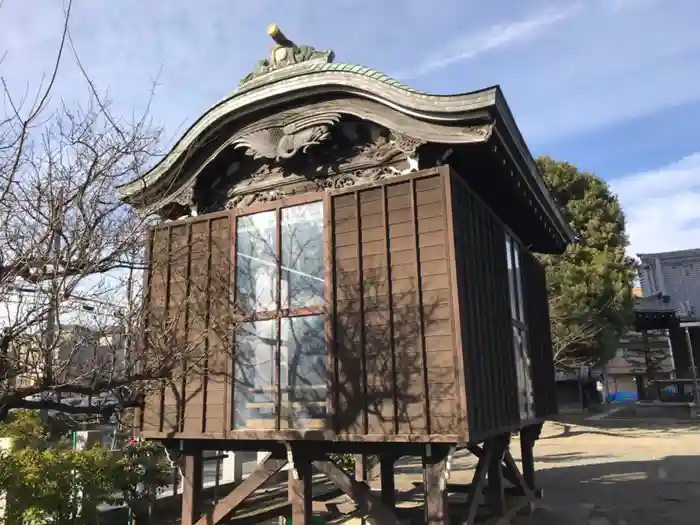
[2,0,699,258]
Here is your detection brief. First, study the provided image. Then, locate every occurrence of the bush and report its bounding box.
[329,453,356,474]
[110,439,172,512]
[0,412,172,525]
[0,446,115,525]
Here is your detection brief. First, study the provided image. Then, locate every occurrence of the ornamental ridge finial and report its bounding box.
[237,24,335,89]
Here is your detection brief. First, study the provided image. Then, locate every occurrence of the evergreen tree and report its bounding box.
[536,156,636,367]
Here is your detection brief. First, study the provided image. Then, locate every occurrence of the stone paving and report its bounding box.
[375,417,700,524]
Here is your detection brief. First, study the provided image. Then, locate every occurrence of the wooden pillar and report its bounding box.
[380,454,396,509]
[685,326,700,406]
[487,437,508,516]
[355,454,380,483]
[520,424,541,496]
[669,324,691,378]
[424,445,449,525]
[289,457,313,525]
[181,449,203,525]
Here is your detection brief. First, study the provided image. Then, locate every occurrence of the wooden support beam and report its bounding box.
[194,456,288,525]
[182,450,203,525]
[380,454,396,509]
[355,454,379,483]
[468,443,519,489]
[486,437,509,517]
[519,423,542,495]
[461,440,493,525]
[502,450,533,500]
[289,457,313,525]
[424,445,450,525]
[313,458,402,525]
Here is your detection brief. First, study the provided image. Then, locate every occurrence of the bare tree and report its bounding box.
[0,0,167,421]
[549,295,604,370]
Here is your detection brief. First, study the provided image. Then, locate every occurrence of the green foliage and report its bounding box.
[330,453,356,474]
[536,156,635,366]
[110,439,172,509]
[0,410,47,449]
[0,416,171,525]
[0,446,115,525]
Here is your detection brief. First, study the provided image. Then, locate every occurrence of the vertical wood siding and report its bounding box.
[139,213,232,437]
[449,174,520,443]
[330,170,461,439]
[521,252,558,418]
[137,168,558,443]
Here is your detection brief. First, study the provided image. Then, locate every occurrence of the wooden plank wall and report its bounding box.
[330,170,461,440]
[450,174,520,443]
[520,252,557,418]
[520,252,558,418]
[139,213,232,436]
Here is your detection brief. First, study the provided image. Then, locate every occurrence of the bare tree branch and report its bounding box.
[0,1,172,422]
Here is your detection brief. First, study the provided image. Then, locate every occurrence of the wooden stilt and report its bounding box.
[424,445,450,525]
[519,423,542,496]
[380,454,396,509]
[354,454,366,482]
[486,437,508,517]
[181,450,203,525]
[194,455,288,525]
[462,440,493,525]
[289,457,314,525]
[468,443,519,489]
[313,457,402,525]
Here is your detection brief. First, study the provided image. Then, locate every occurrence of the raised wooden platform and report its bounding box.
[176,424,543,525]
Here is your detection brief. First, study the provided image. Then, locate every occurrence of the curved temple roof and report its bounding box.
[117,24,575,249]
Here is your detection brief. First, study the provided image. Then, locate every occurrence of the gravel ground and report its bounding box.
[515,418,700,525]
[362,418,700,524]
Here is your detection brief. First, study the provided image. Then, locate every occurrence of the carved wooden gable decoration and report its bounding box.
[118,24,574,253]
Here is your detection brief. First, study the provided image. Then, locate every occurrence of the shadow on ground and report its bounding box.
[522,454,700,525]
[545,416,700,440]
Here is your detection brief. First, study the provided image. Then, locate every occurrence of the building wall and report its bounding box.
[8,325,127,391]
[604,329,673,401]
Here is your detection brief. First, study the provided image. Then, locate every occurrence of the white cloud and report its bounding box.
[394,4,584,79]
[610,153,700,258]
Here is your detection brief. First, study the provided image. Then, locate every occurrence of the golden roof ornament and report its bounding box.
[238,24,335,88]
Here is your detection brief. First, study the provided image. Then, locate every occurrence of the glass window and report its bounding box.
[232,201,328,431]
[512,242,526,324]
[280,315,327,429]
[505,236,518,321]
[233,320,277,429]
[236,211,277,313]
[281,202,325,310]
[506,233,534,420]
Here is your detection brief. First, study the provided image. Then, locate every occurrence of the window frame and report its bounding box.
[230,193,332,432]
[505,232,535,421]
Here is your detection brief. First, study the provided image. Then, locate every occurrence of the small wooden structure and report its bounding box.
[119,24,574,525]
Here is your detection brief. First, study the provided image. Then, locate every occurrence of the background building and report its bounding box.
[638,248,700,378]
[9,324,128,390]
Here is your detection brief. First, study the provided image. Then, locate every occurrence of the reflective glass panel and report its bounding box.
[281,202,325,310]
[233,320,277,429]
[236,211,277,313]
[279,314,327,429]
